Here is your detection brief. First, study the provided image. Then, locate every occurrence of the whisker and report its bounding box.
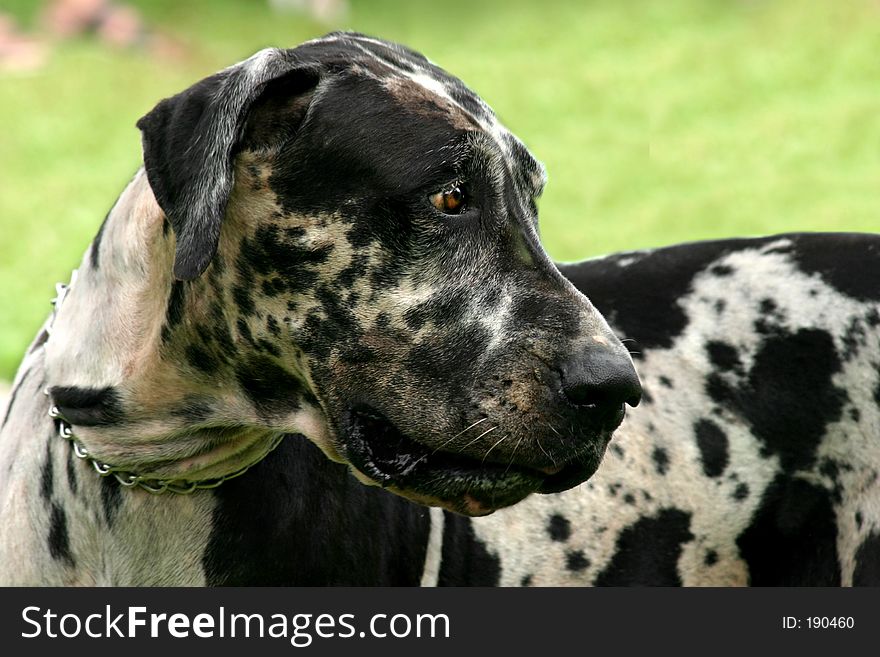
[545,421,561,437]
[536,438,556,466]
[482,434,509,463]
[504,435,525,474]
[432,417,488,454]
[459,425,498,451]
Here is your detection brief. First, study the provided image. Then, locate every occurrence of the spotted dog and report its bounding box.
[0,33,877,586]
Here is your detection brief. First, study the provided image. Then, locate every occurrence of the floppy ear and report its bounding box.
[137,49,320,280]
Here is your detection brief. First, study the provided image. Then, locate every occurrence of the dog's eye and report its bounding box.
[429,184,467,215]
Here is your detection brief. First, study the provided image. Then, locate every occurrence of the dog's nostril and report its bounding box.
[560,351,642,413]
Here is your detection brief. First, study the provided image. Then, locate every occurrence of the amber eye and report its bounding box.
[429,184,467,215]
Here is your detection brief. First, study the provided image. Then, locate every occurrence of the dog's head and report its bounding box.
[138,33,640,515]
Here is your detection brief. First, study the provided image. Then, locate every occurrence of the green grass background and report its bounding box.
[1,0,878,380]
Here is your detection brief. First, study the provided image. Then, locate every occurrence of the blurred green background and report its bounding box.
[1,0,879,381]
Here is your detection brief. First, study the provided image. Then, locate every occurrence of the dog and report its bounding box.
[0,32,877,586]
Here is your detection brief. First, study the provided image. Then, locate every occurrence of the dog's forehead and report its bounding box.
[294,33,548,192]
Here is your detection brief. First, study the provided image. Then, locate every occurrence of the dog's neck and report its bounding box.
[41,169,332,483]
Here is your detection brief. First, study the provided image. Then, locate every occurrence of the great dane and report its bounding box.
[1,33,878,586]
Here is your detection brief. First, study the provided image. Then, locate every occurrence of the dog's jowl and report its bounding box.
[1,33,878,586]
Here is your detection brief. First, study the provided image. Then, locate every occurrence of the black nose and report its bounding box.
[561,349,642,414]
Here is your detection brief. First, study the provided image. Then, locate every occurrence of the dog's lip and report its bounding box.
[339,405,602,514]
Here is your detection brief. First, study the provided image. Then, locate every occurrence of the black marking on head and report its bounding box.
[234,356,302,417]
[652,447,669,476]
[520,574,533,587]
[714,299,726,315]
[40,442,53,502]
[706,341,741,373]
[704,549,718,566]
[791,233,880,302]
[266,315,281,337]
[438,512,501,586]
[566,550,590,572]
[610,443,625,458]
[89,208,112,269]
[594,509,694,586]
[137,50,322,280]
[204,436,430,585]
[403,290,470,332]
[694,418,729,478]
[48,504,75,567]
[623,492,636,505]
[162,281,187,343]
[237,224,333,301]
[855,511,864,529]
[737,475,840,585]
[49,386,124,427]
[849,407,861,422]
[547,513,571,542]
[185,344,220,374]
[100,476,122,527]
[659,375,673,388]
[170,396,215,424]
[853,533,880,585]
[733,483,749,501]
[706,328,846,472]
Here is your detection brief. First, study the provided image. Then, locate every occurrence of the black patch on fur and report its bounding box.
[709,264,734,276]
[170,397,214,424]
[853,533,880,586]
[40,442,53,502]
[163,281,187,342]
[28,328,50,354]
[659,375,673,388]
[520,574,533,587]
[65,446,78,495]
[652,447,669,475]
[737,475,840,585]
[50,386,124,427]
[732,483,749,501]
[594,509,694,586]
[694,418,729,478]
[559,238,765,353]
[438,512,501,586]
[791,233,880,302]
[185,344,219,374]
[706,328,846,472]
[204,437,430,585]
[566,550,590,572]
[547,513,571,542]
[706,341,741,373]
[266,315,281,337]
[90,208,112,269]
[48,504,75,567]
[234,356,302,417]
[704,549,718,566]
[100,476,122,526]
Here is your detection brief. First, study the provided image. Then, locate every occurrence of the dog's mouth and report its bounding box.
[339,406,606,516]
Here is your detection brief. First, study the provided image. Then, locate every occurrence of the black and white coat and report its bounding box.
[1,33,878,586]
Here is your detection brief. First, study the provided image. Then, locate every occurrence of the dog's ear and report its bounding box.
[137,49,320,281]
